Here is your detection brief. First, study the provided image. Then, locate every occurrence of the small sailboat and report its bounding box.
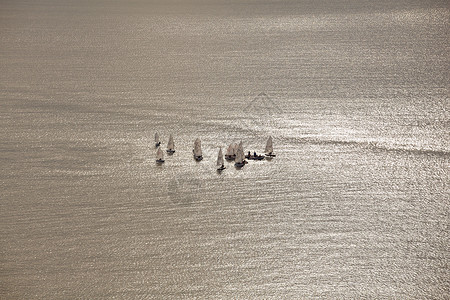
[265,136,276,157]
[166,134,175,154]
[234,141,245,168]
[156,147,164,163]
[155,132,161,147]
[216,147,226,171]
[193,138,203,161]
[225,143,235,160]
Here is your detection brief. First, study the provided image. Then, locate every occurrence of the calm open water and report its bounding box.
[1,0,449,298]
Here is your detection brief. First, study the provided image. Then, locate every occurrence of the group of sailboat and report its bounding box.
[154,133,275,169]
[154,132,176,164]
[226,138,275,168]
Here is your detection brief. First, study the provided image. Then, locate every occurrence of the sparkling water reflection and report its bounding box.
[1,0,449,298]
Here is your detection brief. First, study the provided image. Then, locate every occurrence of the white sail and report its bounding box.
[156,147,164,160]
[194,144,202,156]
[226,144,234,156]
[217,147,224,166]
[235,142,244,163]
[194,138,202,157]
[265,136,273,154]
[233,143,239,155]
[167,134,174,150]
[155,132,160,143]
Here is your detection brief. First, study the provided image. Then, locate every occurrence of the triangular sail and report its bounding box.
[155,132,160,143]
[156,147,164,160]
[167,134,174,150]
[226,144,234,156]
[217,148,224,166]
[233,143,239,155]
[235,141,244,163]
[265,136,273,154]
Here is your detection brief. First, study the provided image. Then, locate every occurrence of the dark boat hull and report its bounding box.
[245,155,265,160]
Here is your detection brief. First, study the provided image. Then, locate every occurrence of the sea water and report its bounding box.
[1,0,448,298]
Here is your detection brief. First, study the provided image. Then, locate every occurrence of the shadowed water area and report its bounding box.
[1,0,449,298]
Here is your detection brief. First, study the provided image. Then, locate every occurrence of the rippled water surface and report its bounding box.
[1,0,449,298]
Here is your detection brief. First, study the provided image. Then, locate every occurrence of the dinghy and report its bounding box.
[155,132,161,147]
[245,151,265,160]
[265,136,276,157]
[156,147,164,163]
[217,147,226,171]
[166,134,175,154]
[234,141,245,168]
[193,138,203,161]
[225,143,235,160]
